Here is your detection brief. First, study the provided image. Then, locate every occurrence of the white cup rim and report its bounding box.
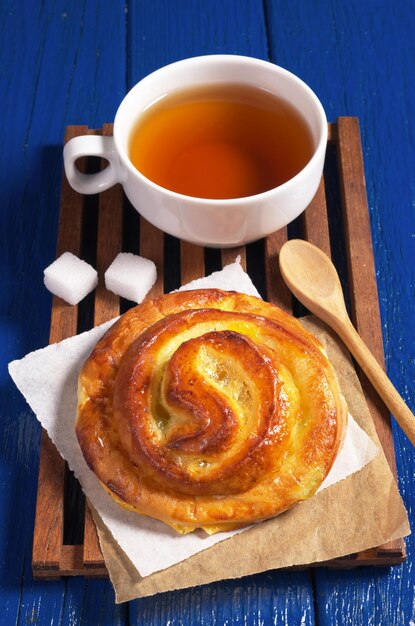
[113,54,328,206]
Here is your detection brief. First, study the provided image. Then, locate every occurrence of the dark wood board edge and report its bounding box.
[33,544,405,580]
[337,117,396,467]
[32,431,65,571]
[265,228,292,312]
[33,545,108,579]
[336,116,404,557]
[33,125,88,574]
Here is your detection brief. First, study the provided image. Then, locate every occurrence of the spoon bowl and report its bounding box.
[279,239,349,329]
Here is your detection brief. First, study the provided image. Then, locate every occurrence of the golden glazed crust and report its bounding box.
[76,289,347,534]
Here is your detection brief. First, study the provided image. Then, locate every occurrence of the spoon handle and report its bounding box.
[335,317,415,446]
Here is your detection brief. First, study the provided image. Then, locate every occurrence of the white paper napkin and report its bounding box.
[9,260,378,577]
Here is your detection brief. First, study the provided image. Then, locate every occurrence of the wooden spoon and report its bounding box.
[279,238,415,446]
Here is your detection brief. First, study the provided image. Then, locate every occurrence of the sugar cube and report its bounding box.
[104,252,157,303]
[43,252,98,305]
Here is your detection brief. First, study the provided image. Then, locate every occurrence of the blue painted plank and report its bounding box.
[59,579,126,626]
[265,1,415,625]
[132,572,315,626]
[0,0,65,620]
[128,0,270,84]
[0,0,127,624]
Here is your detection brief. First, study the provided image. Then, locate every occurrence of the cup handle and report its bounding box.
[63,135,121,194]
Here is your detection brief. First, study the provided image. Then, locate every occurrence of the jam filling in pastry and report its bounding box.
[76,289,347,534]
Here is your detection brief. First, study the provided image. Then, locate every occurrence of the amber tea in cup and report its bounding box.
[64,55,327,246]
[128,83,314,200]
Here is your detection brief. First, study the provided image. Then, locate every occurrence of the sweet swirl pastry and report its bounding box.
[76,289,347,534]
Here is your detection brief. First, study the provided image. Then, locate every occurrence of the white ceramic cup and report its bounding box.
[63,55,327,248]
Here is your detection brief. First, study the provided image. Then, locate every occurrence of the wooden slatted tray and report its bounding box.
[32,117,405,579]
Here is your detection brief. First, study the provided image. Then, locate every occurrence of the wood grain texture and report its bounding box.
[94,123,123,325]
[301,137,405,564]
[139,218,164,297]
[132,570,316,626]
[3,0,415,625]
[181,242,205,283]
[302,175,331,258]
[128,0,269,83]
[265,228,292,312]
[221,247,247,270]
[33,124,86,576]
[83,504,105,569]
[337,117,397,464]
[32,432,65,571]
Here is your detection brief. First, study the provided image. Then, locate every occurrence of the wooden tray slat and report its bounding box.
[264,228,292,312]
[93,124,124,324]
[32,118,405,579]
[83,504,103,569]
[139,217,164,298]
[302,177,331,257]
[33,125,89,573]
[337,117,404,557]
[81,123,125,571]
[337,118,397,473]
[221,246,247,270]
[181,242,205,283]
[32,431,65,571]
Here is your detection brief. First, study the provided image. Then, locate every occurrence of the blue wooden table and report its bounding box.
[2,1,414,623]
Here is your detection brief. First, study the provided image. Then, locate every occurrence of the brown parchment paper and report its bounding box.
[91,317,410,603]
